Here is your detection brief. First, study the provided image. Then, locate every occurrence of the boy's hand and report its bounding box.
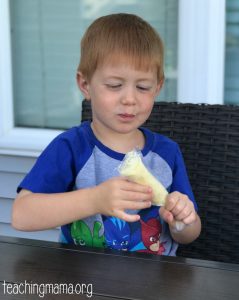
[93,177,152,222]
[159,191,196,228]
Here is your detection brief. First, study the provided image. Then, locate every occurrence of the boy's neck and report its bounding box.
[90,122,145,154]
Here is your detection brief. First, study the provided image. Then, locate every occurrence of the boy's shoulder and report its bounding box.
[141,126,178,150]
[141,126,180,167]
[154,131,177,145]
[50,121,92,151]
[42,121,93,160]
[56,121,90,140]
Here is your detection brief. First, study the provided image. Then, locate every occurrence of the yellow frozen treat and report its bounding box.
[118,150,185,231]
[118,150,168,206]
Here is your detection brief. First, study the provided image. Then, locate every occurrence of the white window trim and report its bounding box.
[178,0,226,104]
[0,0,226,157]
[0,0,62,157]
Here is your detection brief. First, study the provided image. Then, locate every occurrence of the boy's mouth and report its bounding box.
[117,113,136,121]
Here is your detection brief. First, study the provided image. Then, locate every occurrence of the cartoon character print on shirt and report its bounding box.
[128,206,167,254]
[71,220,105,248]
[139,218,166,255]
[104,217,130,251]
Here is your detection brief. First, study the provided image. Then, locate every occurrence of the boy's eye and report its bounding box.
[106,84,122,89]
[137,85,151,91]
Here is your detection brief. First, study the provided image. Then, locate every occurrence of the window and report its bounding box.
[10,0,178,130]
[0,0,226,155]
[224,0,239,105]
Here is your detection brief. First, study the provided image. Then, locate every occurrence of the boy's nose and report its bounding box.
[121,87,136,105]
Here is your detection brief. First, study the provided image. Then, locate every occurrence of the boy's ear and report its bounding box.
[155,78,164,96]
[76,71,91,100]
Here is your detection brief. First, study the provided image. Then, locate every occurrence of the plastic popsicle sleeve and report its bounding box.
[118,150,186,232]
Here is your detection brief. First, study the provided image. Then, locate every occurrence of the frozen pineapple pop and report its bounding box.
[119,150,167,206]
[118,150,185,231]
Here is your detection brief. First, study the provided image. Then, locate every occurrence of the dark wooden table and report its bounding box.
[0,236,238,300]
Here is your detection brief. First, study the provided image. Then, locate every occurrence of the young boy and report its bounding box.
[12,13,201,255]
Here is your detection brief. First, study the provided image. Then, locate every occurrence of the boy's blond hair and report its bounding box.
[78,13,164,83]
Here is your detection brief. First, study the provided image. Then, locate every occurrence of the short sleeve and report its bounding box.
[170,145,198,211]
[17,135,76,194]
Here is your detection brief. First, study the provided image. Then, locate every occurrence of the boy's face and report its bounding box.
[78,60,162,137]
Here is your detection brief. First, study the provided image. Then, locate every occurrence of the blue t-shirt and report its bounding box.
[18,121,197,256]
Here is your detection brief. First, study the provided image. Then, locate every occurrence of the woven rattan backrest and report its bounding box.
[81,100,239,263]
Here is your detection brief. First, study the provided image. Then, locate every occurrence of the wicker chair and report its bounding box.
[81,100,239,264]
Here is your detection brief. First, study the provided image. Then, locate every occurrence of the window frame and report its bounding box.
[0,0,226,157]
[0,0,62,157]
[177,0,226,103]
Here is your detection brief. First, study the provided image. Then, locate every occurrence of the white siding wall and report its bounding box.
[0,154,60,241]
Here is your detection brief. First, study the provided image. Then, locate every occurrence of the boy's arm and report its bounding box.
[12,177,152,231]
[12,188,99,231]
